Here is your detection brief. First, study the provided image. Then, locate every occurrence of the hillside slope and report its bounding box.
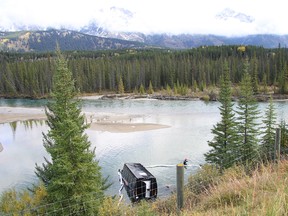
[0,29,146,52]
[151,161,288,215]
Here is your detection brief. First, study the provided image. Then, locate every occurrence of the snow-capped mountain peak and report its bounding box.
[80,21,108,37]
[216,8,255,23]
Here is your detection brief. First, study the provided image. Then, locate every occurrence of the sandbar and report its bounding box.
[0,107,170,133]
[89,122,169,133]
[0,107,46,123]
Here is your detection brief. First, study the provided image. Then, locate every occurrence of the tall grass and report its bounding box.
[137,160,288,215]
[2,161,288,215]
[186,161,288,215]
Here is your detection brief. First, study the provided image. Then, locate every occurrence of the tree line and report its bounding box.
[1,45,288,98]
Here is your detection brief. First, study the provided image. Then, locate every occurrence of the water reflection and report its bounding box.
[0,120,48,193]
[5,120,46,138]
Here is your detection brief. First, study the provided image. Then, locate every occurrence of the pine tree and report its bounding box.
[139,83,145,95]
[279,63,288,94]
[236,59,260,165]
[35,47,105,215]
[280,120,288,148]
[262,73,268,94]
[251,52,259,94]
[261,96,277,162]
[148,80,154,94]
[166,84,172,96]
[118,76,124,94]
[205,61,238,171]
[192,80,198,92]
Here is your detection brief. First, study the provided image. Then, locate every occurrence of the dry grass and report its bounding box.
[12,160,284,215]
[186,161,288,215]
[2,160,288,215]
[127,161,288,215]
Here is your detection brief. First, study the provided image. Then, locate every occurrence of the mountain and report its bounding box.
[1,5,288,52]
[76,7,288,49]
[1,4,288,51]
[215,8,255,23]
[77,7,256,46]
[0,29,146,52]
[79,21,288,49]
[80,21,146,43]
[1,28,288,52]
[142,34,288,49]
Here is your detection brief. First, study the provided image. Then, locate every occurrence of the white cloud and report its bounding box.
[0,0,287,35]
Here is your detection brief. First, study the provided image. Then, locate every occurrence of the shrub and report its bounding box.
[136,200,157,216]
[201,94,210,101]
[98,197,123,216]
[187,164,221,195]
[0,184,47,215]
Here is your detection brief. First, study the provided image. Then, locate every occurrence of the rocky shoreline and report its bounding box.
[99,94,200,101]
[254,94,288,101]
[83,93,288,102]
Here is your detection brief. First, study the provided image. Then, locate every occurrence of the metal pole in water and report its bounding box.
[176,163,184,211]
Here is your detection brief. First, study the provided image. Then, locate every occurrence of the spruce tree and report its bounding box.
[261,96,277,162]
[148,80,154,94]
[205,61,237,171]
[35,47,105,215]
[118,76,124,94]
[279,63,288,94]
[280,120,288,148]
[236,59,260,165]
[251,52,259,94]
[139,83,145,95]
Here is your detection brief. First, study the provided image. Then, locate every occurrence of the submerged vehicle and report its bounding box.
[121,163,157,202]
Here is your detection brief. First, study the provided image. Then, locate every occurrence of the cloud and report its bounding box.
[0,0,287,35]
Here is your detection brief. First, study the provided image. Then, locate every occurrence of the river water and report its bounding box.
[0,98,288,200]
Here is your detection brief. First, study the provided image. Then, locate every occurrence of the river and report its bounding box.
[0,98,288,200]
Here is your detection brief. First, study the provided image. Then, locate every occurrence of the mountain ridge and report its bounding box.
[79,21,288,48]
[1,28,288,52]
[215,8,255,23]
[0,29,147,52]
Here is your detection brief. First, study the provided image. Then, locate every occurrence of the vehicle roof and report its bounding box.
[124,163,155,179]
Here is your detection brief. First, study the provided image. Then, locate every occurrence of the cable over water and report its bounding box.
[146,164,201,168]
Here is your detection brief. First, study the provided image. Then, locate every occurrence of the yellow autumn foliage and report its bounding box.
[0,184,47,215]
[237,46,246,52]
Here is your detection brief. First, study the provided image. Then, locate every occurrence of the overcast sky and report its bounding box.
[0,0,286,36]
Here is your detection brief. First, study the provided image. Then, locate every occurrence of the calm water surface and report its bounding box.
[0,98,288,200]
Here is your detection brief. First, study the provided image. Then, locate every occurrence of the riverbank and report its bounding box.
[81,92,288,102]
[0,107,170,133]
[2,88,288,102]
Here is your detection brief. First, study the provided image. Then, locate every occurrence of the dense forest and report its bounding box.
[0,45,288,98]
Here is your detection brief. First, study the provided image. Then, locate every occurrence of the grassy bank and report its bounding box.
[101,160,288,215]
[1,161,288,215]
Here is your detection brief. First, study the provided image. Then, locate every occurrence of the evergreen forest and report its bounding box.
[1,45,288,98]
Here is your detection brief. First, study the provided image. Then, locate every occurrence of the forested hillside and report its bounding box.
[0,30,145,52]
[0,45,288,98]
